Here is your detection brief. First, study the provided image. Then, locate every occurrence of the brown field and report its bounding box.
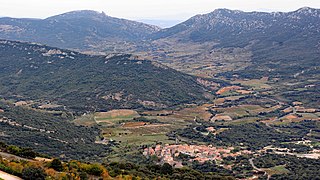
[95,109,139,119]
[224,95,245,101]
[216,86,241,95]
[141,110,173,116]
[298,113,320,120]
[170,104,213,121]
[214,105,262,119]
[122,122,149,128]
[282,114,298,120]
[213,98,225,105]
[236,90,253,94]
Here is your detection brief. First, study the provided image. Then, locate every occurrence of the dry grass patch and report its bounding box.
[264,165,290,176]
[123,122,149,128]
[170,104,213,121]
[95,109,140,125]
[233,79,272,90]
[73,113,96,126]
[216,86,241,95]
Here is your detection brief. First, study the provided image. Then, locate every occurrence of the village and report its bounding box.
[143,144,252,168]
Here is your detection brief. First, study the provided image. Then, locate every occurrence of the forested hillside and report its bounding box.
[0,40,210,113]
[0,101,111,161]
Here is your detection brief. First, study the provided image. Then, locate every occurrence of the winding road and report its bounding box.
[249,158,270,180]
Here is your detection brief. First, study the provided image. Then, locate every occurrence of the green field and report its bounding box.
[266,165,290,176]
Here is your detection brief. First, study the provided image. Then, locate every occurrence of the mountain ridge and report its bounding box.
[0,10,160,50]
[150,7,320,80]
[0,39,211,114]
[152,7,320,42]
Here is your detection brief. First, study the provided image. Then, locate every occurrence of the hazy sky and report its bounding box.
[1,0,320,20]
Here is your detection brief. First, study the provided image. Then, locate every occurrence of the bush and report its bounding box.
[49,159,64,171]
[22,167,46,180]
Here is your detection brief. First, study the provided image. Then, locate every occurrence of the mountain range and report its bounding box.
[1,8,319,78]
[0,7,319,108]
[151,7,320,78]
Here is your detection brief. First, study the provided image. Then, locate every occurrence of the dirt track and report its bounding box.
[0,170,22,180]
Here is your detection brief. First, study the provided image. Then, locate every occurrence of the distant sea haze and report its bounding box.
[136,19,183,28]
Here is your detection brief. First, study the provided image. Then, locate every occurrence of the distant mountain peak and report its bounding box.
[0,10,160,49]
[212,8,243,14]
[297,7,315,12]
[290,7,320,18]
[46,10,108,20]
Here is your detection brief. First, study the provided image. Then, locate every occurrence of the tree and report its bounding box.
[79,172,88,180]
[160,163,173,175]
[86,164,104,176]
[22,167,46,180]
[49,159,64,171]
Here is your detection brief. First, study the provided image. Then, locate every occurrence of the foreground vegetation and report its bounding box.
[0,142,235,180]
[0,101,111,161]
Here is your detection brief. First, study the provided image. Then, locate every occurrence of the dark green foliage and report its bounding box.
[22,167,46,180]
[175,121,318,150]
[79,172,89,180]
[280,84,320,108]
[254,154,320,180]
[160,163,173,174]
[213,123,301,150]
[85,164,104,176]
[49,159,64,171]
[106,161,235,179]
[277,143,312,153]
[119,117,163,124]
[192,161,232,174]
[0,40,209,114]
[229,156,254,178]
[0,101,111,161]
[0,143,38,159]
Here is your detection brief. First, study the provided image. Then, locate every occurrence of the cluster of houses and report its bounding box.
[143,144,252,168]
